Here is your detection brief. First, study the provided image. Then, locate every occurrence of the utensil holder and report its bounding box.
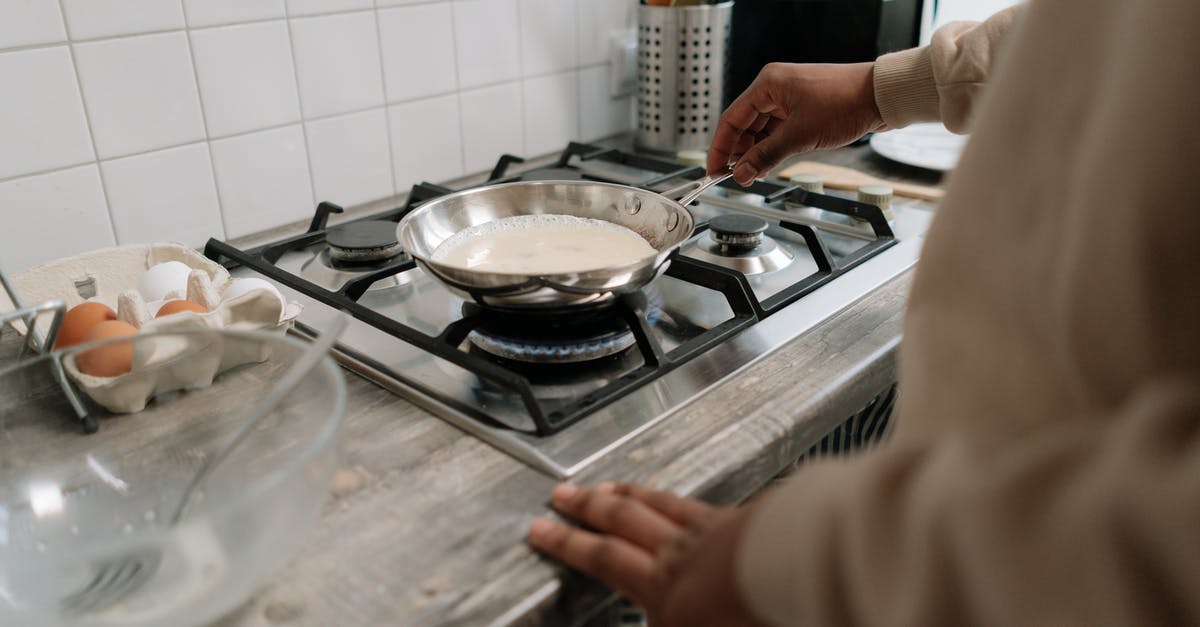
[635,1,733,154]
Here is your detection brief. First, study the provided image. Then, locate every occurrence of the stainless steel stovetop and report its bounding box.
[206,143,932,477]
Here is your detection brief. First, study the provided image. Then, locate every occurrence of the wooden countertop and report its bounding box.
[206,272,914,627]
[3,140,940,626]
[215,142,938,627]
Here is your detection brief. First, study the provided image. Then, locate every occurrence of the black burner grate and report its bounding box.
[204,142,896,435]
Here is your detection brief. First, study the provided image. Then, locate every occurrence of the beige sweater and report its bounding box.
[737,1,1200,625]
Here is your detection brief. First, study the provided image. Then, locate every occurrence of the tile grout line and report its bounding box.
[0,160,95,187]
[1,52,590,184]
[57,0,76,41]
[372,5,400,195]
[0,64,558,190]
[449,1,468,180]
[6,0,609,239]
[515,0,527,157]
[286,1,443,21]
[181,0,230,240]
[573,0,583,141]
[455,69,575,96]
[282,15,321,209]
[0,4,424,54]
[56,0,120,246]
[0,99,426,188]
[0,39,72,56]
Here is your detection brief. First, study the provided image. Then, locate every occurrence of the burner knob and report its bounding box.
[709,214,769,250]
[676,150,707,167]
[789,172,824,193]
[857,185,895,220]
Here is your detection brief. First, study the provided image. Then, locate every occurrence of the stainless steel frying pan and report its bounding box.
[396,173,730,311]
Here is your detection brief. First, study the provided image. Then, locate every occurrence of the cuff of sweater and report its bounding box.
[874,45,940,129]
[735,469,842,627]
[736,489,802,626]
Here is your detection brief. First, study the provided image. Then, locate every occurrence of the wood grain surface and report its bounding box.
[778,161,945,200]
[0,270,911,627]
[1,141,936,626]
[202,272,912,627]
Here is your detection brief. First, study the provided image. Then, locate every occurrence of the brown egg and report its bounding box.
[76,320,138,377]
[155,299,209,318]
[55,302,117,349]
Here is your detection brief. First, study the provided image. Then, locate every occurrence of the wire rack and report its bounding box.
[0,264,95,432]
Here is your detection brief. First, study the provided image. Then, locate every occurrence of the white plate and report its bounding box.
[869,123,968,172]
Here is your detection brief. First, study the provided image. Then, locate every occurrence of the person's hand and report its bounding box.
[708,62,886,185]
[526,482,763,627]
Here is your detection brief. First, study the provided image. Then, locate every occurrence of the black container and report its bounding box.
[727,0,926,105]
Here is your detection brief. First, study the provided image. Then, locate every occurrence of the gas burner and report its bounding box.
[207,140,913,471]
[300,249,411,293]
[327,220,403,264]
[463,293,662,365]
[470,325,635,364]
[300,219,411,294]
[685,214,794,275]
[467,347,645,415]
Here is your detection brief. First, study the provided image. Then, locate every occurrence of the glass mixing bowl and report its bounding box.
[0,328,346,627]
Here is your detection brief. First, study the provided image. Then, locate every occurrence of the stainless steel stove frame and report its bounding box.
[204,142,927,477]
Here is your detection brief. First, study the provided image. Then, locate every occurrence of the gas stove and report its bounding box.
[204,142,932,477]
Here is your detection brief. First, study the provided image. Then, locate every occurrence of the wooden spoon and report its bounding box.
[777,161,944,201]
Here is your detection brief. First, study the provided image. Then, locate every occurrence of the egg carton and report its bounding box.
[0,243,303,413]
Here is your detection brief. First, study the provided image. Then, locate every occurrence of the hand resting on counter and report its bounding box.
[527,482,764,627]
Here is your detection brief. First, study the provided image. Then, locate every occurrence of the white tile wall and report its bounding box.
[579,65,633,142]
[0,1,66,49]
[519,0,577,76]
[0,165,113,270]
[460,81,524,174]
[388,94,463,193]
[578,0,635,66]
[378,3,457,103]
[0,46,93,179]
[74,32,206,159]
[61,0,186,41]
[101,143,224,248]
[182,0,286,28]
[523,71,580,156]
[290,12,384,118]
[210,125,313,238]
[286,0,372,17]
[453,0,521,89]
[190,20,301,138]
[377,0,437,6]
[305,109,393,207]
[0,0,635,273]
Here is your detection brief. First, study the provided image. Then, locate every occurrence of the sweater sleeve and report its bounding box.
[873,6,1022,132]
[734,376,1200,626]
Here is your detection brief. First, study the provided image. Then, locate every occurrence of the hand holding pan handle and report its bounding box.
[661,169,735,207]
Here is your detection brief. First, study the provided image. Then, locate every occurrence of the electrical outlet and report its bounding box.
[608,29,637,98]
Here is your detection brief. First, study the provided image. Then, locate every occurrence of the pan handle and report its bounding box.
[661,170,734,206]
